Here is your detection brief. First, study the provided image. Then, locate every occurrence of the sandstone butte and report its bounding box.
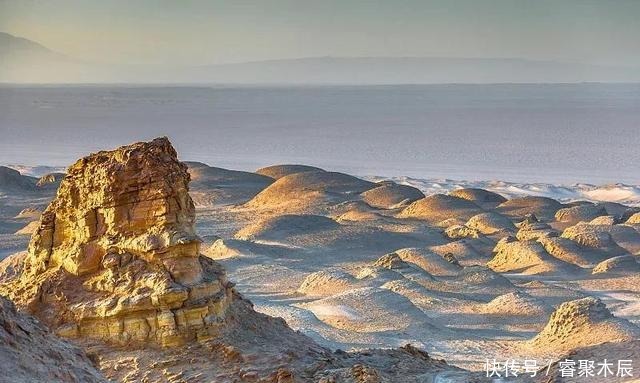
[0,137,234,347]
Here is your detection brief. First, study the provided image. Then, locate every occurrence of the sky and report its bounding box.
[1,0,640,66]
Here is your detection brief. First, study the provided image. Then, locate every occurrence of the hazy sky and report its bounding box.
[1,0,640,66]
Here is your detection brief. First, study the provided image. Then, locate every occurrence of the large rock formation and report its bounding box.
[1,137,235,347]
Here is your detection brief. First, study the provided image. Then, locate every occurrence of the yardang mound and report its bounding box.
[255,164,325,179]
[398,194,484,225]
[245,170,376,213]
[528,297,640,353]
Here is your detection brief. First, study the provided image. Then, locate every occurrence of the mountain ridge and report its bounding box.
[2,32,640,84]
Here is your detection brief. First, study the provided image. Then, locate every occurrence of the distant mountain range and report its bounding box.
[2,32,640,84]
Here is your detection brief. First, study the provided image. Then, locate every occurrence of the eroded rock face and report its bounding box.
[0,138,235,347]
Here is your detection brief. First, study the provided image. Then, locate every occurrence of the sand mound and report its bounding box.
[0,296,106,382]
[235,214,339,241]
[185,162,274,205]
[529,297,640,353]
[246,171,376,213]
[488,237,576,275]
[562,223,639,253]
[299,287,434,333]
[356,253,436,286]
[429,240,488,266]
[203,238,293,259]
[497,196,563,221]
[255,164,325,179]
[398,194,484,224]
[458,266,514,288]
[588,215,618,225]
[465,212,515,235]
[592,255,640,274]
[449,188,507,206]
[626,212,640,224]
[555,203,607,224]
[537,236,609,267]
[335,209,382,222]
[393,247,462,276]
[480,291,548,316]
[298,269,359,296]
[360,182,424,209]
[333,201,382,222]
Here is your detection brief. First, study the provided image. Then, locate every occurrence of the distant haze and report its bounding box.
[1,32,640,84]
[1,0,640,83]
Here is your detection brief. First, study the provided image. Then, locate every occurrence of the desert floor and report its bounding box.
[2,162,640,381]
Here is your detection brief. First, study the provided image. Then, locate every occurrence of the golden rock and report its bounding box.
[0,137,234,347]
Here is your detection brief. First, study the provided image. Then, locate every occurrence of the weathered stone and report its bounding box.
[0,138,235,347]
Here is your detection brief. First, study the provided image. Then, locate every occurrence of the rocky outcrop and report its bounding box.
[36,172,66,190]
[529,297,640,353]
[0,138,235,347]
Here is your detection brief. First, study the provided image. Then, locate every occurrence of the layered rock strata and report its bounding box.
[0,137,234,347]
